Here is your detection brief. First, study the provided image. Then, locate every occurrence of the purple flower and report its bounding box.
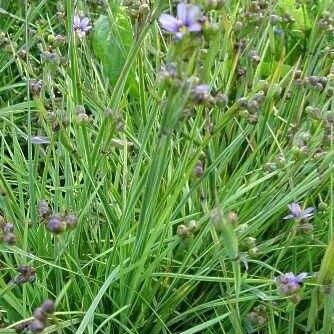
[47,215,66,234]
[283,202,315,221]
[276,272,307,296]
[159,3,203,39]
[192,84,213,103]
[73,14,92,38]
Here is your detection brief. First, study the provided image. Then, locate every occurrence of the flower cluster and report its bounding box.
[247,304,267,327]
[238,91,265,123]
[38,200,78,235]
[276,272,307,297]
[12,265,36,285]
[29,299,55,333]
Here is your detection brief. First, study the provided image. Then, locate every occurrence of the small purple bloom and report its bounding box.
[159,3,203,39]
[73,14,92,38]
[276,272,307,296]
[192,84,212,103]
[194,84,210,95]
[283,202,315,221]
[47,215,66,234]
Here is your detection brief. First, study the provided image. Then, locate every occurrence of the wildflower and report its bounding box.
[159,3,203,39]
[276,272,307,296]
[40,299,55,314]
[247,305,267,327]
[73,14,92,38]
[42,51,58,63]
[12,265,36,285]
[29,79,43,95]
[193,84,209,98]
[47,215,66,234]
[28,319,45,333]
[29,299,55,332]
[193,160,204,177]
[192,84,213,103]
[158,63,178,84]
[283,203,315,221]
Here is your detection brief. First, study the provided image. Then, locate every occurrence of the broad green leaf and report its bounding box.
[92,10,137,93]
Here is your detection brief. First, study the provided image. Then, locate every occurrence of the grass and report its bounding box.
[0,0,334,333]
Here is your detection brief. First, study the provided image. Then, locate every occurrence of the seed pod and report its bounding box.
[29,79,43,96]
[64,213,78,230]
[3,223,14,233]
[3,232,16,245]
[177,224,192,238]
[193,161,204,177]
[38,200,51,219]
[226,211,238,225]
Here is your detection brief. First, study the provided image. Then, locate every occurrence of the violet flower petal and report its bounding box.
[177,3,187,23]
[296,272,308,282]
[80,17,90,28]
[73,15,81,27]
[159,14,180,32]
[303,207,315,215]
[187,22,202,32]
[288,203,302,217]
[184,4,202,26]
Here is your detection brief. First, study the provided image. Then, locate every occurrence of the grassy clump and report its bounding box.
[0,0,334,333]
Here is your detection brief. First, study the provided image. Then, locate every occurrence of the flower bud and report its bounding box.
[33,307,46,322]
[38,200,51,219]
[41,299,55,314]
[205,0,225,10]
[29,319,45,332]
[29,79,43,96]
[177,224,192,238]
[47,215,66,234]
[226,211,238,225]
[3,223,14,234]
[64,213,78,230]
[3,232,16,245]
[193,161,204,177]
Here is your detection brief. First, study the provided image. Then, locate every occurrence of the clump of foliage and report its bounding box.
[0,0,334,333]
